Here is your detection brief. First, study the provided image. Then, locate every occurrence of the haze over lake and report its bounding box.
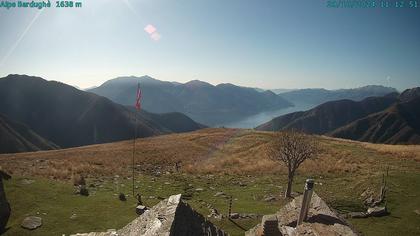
[218,102,314,128]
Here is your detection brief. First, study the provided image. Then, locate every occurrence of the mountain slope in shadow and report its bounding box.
[330,88,420,144]
[0,74,204,150]
[0,114,58,153]
[256,93,399,134]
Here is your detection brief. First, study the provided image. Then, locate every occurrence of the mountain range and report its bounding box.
[330,88,420,144]
[0,75,204,152]
[275,85,398,107]
[257,88,420,144]
[88,76,293,126]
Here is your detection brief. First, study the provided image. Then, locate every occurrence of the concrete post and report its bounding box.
[297,179,314,226]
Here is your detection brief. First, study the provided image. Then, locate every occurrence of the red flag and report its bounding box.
[135,83,141,110]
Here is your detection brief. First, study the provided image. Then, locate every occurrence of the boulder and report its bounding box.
[367,206,387,217]
[21,216,42,230]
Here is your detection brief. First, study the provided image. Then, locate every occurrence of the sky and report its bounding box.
[0,0,419,91]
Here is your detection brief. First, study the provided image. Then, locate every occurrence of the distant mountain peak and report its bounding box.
[184,80,213,88]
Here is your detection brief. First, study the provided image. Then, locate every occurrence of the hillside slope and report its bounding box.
[330,89,420,144]
[88,76,292,126]
[256,94,398,134]
[0,75,204,149]
[0,114,58,153]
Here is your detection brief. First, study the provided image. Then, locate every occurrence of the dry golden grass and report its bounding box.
[361,142,420,162]
[1,128,418,180]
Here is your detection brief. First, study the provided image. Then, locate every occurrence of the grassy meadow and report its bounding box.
[1,128,419,235]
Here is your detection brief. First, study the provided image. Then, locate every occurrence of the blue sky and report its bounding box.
[0,0,419,90]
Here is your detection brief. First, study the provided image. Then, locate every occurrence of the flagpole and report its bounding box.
[133,83,141,200]
[132,111,136,198]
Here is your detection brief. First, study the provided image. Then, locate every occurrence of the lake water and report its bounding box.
[218,102,315,128]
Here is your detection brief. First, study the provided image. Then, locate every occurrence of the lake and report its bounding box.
[217,102,315,128]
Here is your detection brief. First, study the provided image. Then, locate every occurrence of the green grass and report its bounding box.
[348,172,420,236]
[4,169,420,236]
[2,131,420,236]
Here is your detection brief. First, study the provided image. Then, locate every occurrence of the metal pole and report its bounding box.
[297,179,314,226]
[132,112,137,197]
[228,195,233,218]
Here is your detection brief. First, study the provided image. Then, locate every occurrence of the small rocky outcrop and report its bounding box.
[21,216,42,230]
[0,170,11,233]
[71,194,227,236]
[246,192,359,236]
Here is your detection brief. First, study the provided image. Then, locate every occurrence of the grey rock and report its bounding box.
[135,205,148,215]
[21,216,42,230]
[21,179,35,185]
[348,212,368,218]
[263,196,276,202]
[229,213,239,219]
[415,209,420,215]
[367,206,387,217]
[214,192,225,197]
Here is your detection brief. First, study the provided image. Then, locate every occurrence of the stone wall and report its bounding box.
[72,194,227,236]
[246,192,359,236]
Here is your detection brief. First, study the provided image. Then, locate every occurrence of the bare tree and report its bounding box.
[267,130,319,198]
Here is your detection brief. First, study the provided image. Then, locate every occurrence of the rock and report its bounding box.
[70,213,77,220]
[21,179,34,185]
[136,205,148,215]
[0,171,11,233]
[229,213,239,219]
[207,208,222,220]
[214,192,225,197]
[195,188,204,192]
[79,186,89,196]
[119,193,127,201]
[347,212,368,218]
[367,206,387,217]
[263,196,276,202]
[415,209,420,215]
[21,216,42,230]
